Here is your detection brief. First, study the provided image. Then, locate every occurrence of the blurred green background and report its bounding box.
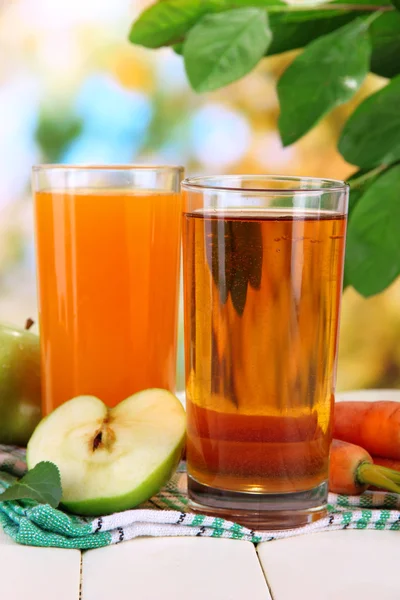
[0,0,399,392]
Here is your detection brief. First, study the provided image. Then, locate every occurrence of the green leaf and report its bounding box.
[129,0,208,48]
[345,164,400,297]
[370,12,400,77]
[128,0,281,50]
[392,0,400,9]
[129,0,392,54]
[213,0,285,5]
[339,75,400,168]
[343,166,385,289]
[268,13,353,55]
[267,0,391,56]
[347,167,384,217]
[183,8,272,92]
[173,41,184,55]
[0,462,62,508]
[277,18,371,146]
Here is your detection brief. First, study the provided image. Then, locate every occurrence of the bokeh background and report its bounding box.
[0,0,399,392]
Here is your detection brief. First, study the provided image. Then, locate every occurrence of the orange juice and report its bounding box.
[34,188,182,414]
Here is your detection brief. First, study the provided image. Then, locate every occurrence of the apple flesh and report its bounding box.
[0,320,42,446]
[27,389,186,516]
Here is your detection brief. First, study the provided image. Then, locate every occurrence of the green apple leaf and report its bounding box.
[128,0,281,50]
[0,462,62,508]
[268,13,354,55]
[183,8,272,92]
[277,18,371,147]
[129,0,209,48]
[339,75,400,168]
[370,12,400,78]
[347,166,385,219]
[345,164,400,297]
[213,0,285,5]
[173,41,184,55]
[343,166,386,289]
[267,0,391,56]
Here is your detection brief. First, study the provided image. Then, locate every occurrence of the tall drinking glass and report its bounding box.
[33,165,183,415]
[182,175,348,529]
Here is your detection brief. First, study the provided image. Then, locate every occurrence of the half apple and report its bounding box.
[27,389,186,516]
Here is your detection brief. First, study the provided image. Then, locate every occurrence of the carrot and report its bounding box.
[329,439,400,495]
[368,457,400,491]
[334,401,400,460]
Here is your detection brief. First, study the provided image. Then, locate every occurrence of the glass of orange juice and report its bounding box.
[32,165,184,415]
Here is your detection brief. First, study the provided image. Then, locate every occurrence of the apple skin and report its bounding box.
[26,390,186,516]
[0,322,42,446]
[63,442,183,516]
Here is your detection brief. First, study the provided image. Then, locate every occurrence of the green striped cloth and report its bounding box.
[0,445,399,549]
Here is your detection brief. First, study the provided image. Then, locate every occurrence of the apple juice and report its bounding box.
[34,188,181,414]
[183,209,346,494]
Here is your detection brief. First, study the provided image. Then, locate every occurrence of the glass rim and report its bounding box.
[181,174,349,194]
[32,164,185,173]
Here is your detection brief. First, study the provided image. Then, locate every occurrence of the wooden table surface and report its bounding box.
[1,525,399,599]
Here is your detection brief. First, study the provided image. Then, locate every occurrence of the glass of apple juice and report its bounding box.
[182,175,348,530]
[32,165,184,415]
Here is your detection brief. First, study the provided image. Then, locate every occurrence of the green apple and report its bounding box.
[27,389,186,516]
[0,320,42,446]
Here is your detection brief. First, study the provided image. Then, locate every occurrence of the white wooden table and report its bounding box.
[1,526,399,600]
[1,389,399,599]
